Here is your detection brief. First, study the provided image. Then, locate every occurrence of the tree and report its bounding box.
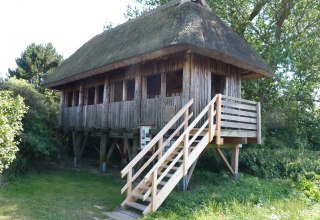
[0,78,63,174]
[125,0,320,148]
[8,43,63,91]
[0,91,27,173]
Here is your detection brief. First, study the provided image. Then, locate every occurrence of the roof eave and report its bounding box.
[44,44,273,89]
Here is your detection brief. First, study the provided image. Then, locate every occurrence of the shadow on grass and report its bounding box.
[0,168,125,220]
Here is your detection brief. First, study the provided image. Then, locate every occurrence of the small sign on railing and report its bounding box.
[140,125,152,149]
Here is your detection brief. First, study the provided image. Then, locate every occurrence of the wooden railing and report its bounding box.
[141,95,218,213]
[220,95,261,144]
[120,99,194,198]
[120,94,262,215]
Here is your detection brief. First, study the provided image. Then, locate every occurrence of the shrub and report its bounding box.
[0,91,27,173]
[0,78,63,174]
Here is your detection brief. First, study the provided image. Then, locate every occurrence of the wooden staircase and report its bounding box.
[120,94,261,216]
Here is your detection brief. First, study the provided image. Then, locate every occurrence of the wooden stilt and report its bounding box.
[100,133,108,173]
[231,144,240,180]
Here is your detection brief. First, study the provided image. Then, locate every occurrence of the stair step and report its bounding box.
[168,158,183,163]
[132,193,151,202]
[159,181,167,186]
[162,165,179,170]
[158,172,173,177]
[126,201,147,211]
[139,185,160,193]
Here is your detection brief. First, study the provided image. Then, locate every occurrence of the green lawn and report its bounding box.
[0,168,319,220]
[0,168,125,220]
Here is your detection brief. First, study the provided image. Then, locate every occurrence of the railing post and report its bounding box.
[158,137,163,160]
[127,169,132,199]
[151,169,157,212]
[209,103,214,142]
[256,102,261,144]
[183,132,189,192]
[216,94,222,145]
[184,108,189,132]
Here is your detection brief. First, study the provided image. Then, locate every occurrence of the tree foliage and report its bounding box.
[8,43,63,91]
[126,0,320,149]
[0,90,27,173]
[0,78,63,174]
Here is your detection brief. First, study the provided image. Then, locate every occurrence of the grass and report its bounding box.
[0,167,319,220]
[145,171,320,220]
[0,168,125,220]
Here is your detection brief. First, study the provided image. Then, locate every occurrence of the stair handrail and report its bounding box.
[143,94,219,182]
[121,98,194,177]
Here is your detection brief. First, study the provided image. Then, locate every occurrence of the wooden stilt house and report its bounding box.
[44,0,273,215]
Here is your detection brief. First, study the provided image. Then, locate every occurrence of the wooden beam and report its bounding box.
[161,72,166,97]
[214,147,234,176]
[134,67,142,126]
[256,102,262,144]
[231,145,240,179]
[59,90,64,127]
[100,133,108,173]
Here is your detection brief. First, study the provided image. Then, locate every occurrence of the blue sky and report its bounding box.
[0,0,135,78]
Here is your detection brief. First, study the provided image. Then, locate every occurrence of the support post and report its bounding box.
[100,133,108,173]
[158,137,163,160]
[215,94,222,145]
[231,144,240,180]
[72,131,82,168]
[209,103,214,141]
[77,83,84,128]
[127,168,133,199]
[183,107,189,191]
[102,77,109,127]
[256,102,261,144]
[59,90,65,128]
[151,169,157,212]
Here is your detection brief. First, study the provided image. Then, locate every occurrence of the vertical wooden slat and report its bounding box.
[161,72,166,97]
[216,94,222,145]
[151,169,157,212]
[59,90,64,127]
[209,104,214,141]
[158,137,163,160]
[77,83,84,129]
[256,102,262,144]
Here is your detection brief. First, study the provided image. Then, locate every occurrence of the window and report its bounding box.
[74,90,79,106]
[147,75,161,99]
[67,91,73,107]
[211,74,226,98]
[166,70,182,97]
[97,85,104,104]
[114,81,123,102]
[126,80,135,101]
[86,87,95,105]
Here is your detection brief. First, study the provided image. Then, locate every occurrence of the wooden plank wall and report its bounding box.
[140,53,184,128]
[60,52,242,131]
[190,53,241,126]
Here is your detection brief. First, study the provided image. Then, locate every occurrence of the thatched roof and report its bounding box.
[44,0,273,88]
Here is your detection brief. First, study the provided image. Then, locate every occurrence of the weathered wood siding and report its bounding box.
[60,52,242,131]
[190,54,241,125]
[108,101,135,128]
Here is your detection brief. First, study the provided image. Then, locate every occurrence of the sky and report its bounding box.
[0,0,135,78]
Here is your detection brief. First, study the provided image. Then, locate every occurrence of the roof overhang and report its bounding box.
[44,44,273,89]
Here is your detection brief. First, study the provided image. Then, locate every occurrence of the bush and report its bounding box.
[0,91,27,173]
[240,146,320,201]
[0,78,63,174]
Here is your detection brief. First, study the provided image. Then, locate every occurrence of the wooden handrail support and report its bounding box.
[121,98,193,178]
[215,94,222,145]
